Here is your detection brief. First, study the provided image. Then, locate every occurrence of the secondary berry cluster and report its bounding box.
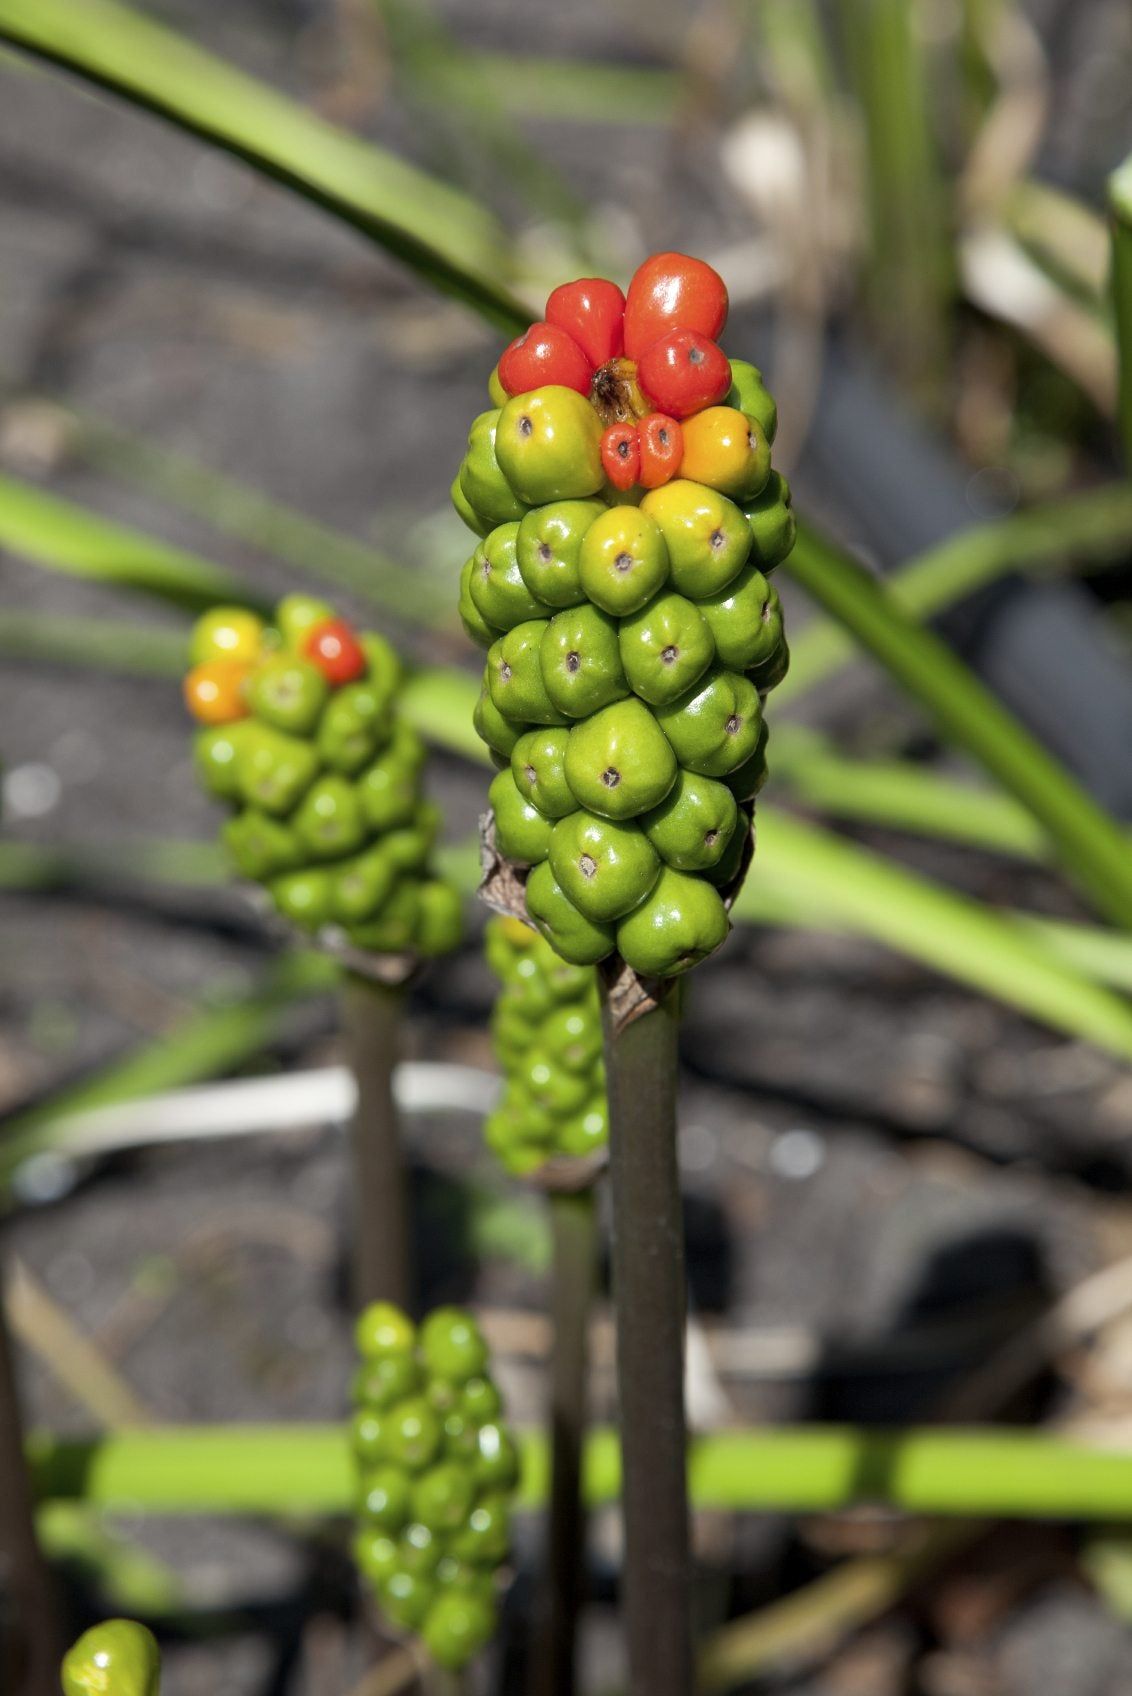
[184,596,461,956]
[351,1303,519,1670]
[453,253,793,977]
[484,916,607,1175]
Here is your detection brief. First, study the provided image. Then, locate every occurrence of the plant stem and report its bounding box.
[598,976,691,1696]
[0,1271,61,1696]
[340,973,411,1312]
[534,1188,598,1696]
[1110,153,1132,469]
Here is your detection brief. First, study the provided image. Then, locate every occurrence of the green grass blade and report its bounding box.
[0,0,528,336]
[781,484,1132,702]
[0,474,261,613]
[1111,152,1132,467]
[29,1424,1132,1522]
[739,807,1132,1060]
[783,522,1132,927]
[469,53,684,127]
[0,610,189,678]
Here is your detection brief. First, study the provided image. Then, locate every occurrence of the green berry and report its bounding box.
[641,769,738,871]
[330,845,398,924]
[419,1307,489,1383]
[356,1301,415,1357]
[640,480,750,598]
[357,747,419,834]
[354,1352,420,1409]
[487,621,566,726]
[748,633,790,691]
[358,1464,412,1531]
[247,652,329,734]
[459,553,502,648]
[292,774,367,860]
[577,505,670,616]
[415,880,463,956]
[539,1004,603,1073]
[475,1422,521,1491]
[511,728,577,818]
[277,594,335,650]
[558,1099,609,1159]
[351,1408,387,1464]
[223,808,301,881]
[489,769,554,865]
[653,669,763,778]
[347,879,420,952]
[540,604,628,718]
[318,680,395,775]
[697,566,782,672]
[548,810,661,923]
[236,723,320,816]
[475,676,527,760]
[194,722,250,800]
[378,1569,434,1631]
[460,409,530,528]
[412,1462,477,1532]
[723,719,770,801]
[742,470,795,571]
[524,861,615,965]
[563,698,677,820]
[399,1520,443,1577]
[452,473,490,538]
[522,1051,592,1116]
[382,1396,443,1472]
[469,522,548,630]
[449,1495,511,1566]
[354,1528,399,1584]
[495,387,604,505]
[62,1622,161,1696]
[516,500,604,607]
[727,359,777,444]
[270,865,333,930]
[422,1589,496,1671]
[617,590,716,706]
[460,1377,503,1423]
[616,865,730,977]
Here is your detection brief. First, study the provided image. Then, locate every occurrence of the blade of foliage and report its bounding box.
[65,409,452,629]
[0,838,224,893]
[471,53,684,126]
[739,808,1132,1059]
[0,0,528,336]
[784,522,1132,927]
[0,610,188,678]
[0,474,261,613]
[1111,150,1132,467]
[29,1425,1132,1521]
[781,483,1132,702]
[0,952,338,1181]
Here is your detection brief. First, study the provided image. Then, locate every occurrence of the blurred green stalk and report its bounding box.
[29,1424,1132,1521]
[1110,151,1132,469]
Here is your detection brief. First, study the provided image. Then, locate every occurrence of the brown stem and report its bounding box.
[598,973,692,1696]
[534,1187,599,1696]
[340,973,411,1312]
[0,1260,61,1696]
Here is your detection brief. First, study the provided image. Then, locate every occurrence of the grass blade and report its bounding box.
[738,807,1132,1061]
[0,0,528,335]
[781,484,1132,702]
[0,474,260,613]
[783,522,1132,927]
[1111,151,1132,468]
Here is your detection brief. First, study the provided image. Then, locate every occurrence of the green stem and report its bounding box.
[340,975,411,1312]
[786,521,1132,928]
[0,1272,61,1696]
[598,976,691,1696]
[1110,153,1132,469]
[30,1425,1132,1521]
[535,1189,599,1696]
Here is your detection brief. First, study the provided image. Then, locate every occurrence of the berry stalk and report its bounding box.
[0,1283,61,1696]
[341,973,411,1310]
[598,975,692,1696]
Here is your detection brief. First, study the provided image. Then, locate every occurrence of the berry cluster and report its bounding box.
[483,916,607,1176]
[453,253,793,977]
[351,1303,519,1670]
[184,596,461,956]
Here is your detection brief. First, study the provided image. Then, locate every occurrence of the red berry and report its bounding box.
[601,422,641,491]
[545,278,626,369]
[636,331,732,419]
[303,619,366,685]
[637,413,683,488]
[623,252,729,360]
[498,322,593,397]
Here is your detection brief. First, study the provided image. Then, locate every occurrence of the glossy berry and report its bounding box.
[679,406,771,501]
[511,727,577,818]
[654,668,763,778]
[63,1622,161,1696]
[184,659,249,725]
[495,387,604,506]
[601,422,641,491]
[616,864,730,976]
[540,603,628,718]
[190,607,264,668]
[247,652,329,735]
[303,618,367,686]
[637,329,733,419]
[638,412,683,489]
[549,811,661,923]
[516,499,603,608]
[618,590,715,706]
[577,505,669,617]
[641,480,750,598]
[420,1307,490,1382]
[564,697,677,820]
[498,321,593,397]
[545,276,626,368]
[623,251,729,360]
[524,862,616,967]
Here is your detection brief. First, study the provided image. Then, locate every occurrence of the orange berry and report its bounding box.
[678,406,770,500]
[600,422,641,491]
[183,659,250,724]
[637,413,683,489]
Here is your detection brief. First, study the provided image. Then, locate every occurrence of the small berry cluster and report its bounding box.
[184,596,461,956]
[484,916,607,1176]
[453,253,793,977]
[351,1303,519,1670]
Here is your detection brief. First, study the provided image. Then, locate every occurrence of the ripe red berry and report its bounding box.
[498,321,593,397]
[636,330,732,419]
[623,252,729,360]
[545,278,626,369]
[637,412,683,488]
[303,619,367,685]
[600,422,641,491]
